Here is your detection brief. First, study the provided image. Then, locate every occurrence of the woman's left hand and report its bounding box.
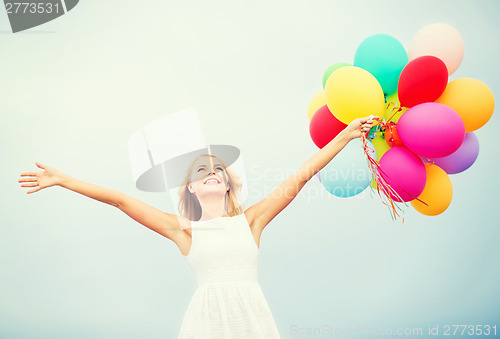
[345,115,376,140]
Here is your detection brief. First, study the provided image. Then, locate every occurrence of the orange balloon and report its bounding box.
[436,78,495,132]
[411,163,453,216]
[384,123,404,147]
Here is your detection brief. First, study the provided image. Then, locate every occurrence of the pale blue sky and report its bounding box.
[1,1,499,338]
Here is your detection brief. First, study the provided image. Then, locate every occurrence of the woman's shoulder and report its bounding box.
[177,215,192,230]
[243,209,255,227]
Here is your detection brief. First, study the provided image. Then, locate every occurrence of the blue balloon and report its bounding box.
[319,139,376,198]
[354,34,408,97]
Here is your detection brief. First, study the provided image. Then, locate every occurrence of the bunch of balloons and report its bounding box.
[308,23,495,217]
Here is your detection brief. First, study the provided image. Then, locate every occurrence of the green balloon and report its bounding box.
[353,34,408,96]
[322,62,351,89]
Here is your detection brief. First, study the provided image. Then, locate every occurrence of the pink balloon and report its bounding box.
[379,147,427,202]
[408,23,464,75]
[397,102,465,158]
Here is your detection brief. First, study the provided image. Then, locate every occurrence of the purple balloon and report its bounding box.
[423,133,479,174]
[397,102,465,158]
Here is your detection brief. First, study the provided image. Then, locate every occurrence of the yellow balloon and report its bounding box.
[436,78,495,132]
[325,66,385,124]
[411,163,453,216]
[383,92,408,123]
[371,132,391,160]
[307,90,327,120]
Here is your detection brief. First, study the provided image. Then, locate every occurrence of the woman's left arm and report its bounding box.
[245,116,374,233]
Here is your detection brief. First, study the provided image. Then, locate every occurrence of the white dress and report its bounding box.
[178,213,281,338]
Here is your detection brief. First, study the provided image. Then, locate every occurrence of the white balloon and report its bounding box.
[408,23,464,75]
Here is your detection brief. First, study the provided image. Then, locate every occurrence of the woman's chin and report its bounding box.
[197,186,227,198]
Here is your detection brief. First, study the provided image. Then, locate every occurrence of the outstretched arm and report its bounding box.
[18,162,189,243]
[245,116,374,234]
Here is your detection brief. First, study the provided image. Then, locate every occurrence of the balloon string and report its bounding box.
[361,130,405,222]
[386,100,403,123]
[362,120,429,221]
[369,118,428,206]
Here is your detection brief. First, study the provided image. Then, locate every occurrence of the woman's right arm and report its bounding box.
[18,162,190,242]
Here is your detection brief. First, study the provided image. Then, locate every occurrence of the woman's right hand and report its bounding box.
[344,115,376,140]
[18,162,65,194]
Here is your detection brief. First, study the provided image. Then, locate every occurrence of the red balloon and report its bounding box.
[398,55,448,108]
[309,105,347,148]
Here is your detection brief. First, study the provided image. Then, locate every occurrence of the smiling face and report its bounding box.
[177,153,244,220]
[187,155,229,197]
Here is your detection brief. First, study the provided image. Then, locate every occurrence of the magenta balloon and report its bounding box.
[397,102,465,158]
[379,147,427,202]
[424,132,479,174]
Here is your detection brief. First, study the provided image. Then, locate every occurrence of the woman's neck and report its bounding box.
[198,197,227,221]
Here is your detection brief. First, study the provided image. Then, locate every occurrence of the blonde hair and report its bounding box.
[177,154,243,221]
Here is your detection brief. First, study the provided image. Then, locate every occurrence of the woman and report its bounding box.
[18,116,374,338]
